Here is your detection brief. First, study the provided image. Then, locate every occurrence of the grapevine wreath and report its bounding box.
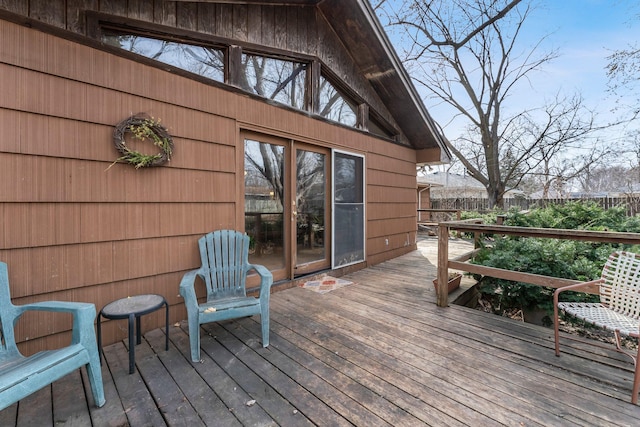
[112,114,173,168]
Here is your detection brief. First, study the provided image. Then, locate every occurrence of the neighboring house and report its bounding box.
[528,188,565,199]
[613,183,640,197]
[0,0,449,351]
[529,183,640,199]
[420,172,525,200]
[416,179,441,221]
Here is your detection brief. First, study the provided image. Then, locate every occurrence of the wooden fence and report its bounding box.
[430,196,640,216]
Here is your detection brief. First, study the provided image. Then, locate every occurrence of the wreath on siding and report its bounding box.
[111,114,173,169]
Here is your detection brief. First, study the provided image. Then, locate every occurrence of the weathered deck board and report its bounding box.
[284,285,626,425]
[103,342,164,426]
[144,329,241,427]
[2,237,640,426]
[52,369,91,425]
[272,290,558,425]
[260,301,488,426]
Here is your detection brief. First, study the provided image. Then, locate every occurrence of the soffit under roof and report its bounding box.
[318,0,447,152]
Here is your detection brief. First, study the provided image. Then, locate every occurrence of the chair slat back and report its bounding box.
[198,230,250,300]
[0,262,18,356]
[600,251,640,320]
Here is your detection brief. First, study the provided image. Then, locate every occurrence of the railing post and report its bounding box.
[437,223,450,307]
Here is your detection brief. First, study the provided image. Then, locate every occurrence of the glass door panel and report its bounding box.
[294,147,330,275]
[243,135,332,280]
[333,151,365,267]
[244,138,286,277]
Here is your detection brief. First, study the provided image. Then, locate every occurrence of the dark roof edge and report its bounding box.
[356,0,451,162]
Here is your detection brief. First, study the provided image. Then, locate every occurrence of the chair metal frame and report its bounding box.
[553,250,640,404]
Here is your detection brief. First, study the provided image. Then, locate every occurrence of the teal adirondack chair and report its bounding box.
[0,261,105,410]
[180,230,273,362]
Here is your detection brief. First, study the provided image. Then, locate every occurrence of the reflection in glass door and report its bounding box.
[295,147,330,275]
[244,134,332,280]
[244,138,286,278]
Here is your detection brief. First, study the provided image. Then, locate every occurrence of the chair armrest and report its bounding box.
[16,301,97,347]
[248,264,273,289]
[553,278,603,305]
[179,269,204,310]
[249,264,273,305]
[19,301,95,313]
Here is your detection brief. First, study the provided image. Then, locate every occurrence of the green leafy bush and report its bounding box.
[460,210,503,224]
[458,210,505,239]
[472,201,640,324]
[506,201,640,232]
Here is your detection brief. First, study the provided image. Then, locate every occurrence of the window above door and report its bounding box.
[96,20,396,138]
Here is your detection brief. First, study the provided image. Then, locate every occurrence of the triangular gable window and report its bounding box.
[318,75,357,127]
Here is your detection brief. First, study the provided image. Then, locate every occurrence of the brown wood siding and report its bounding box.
[0,0,399,136]
[368,217,417,237]
[368,187,416,204]
[366,147,418,259]
[367,204,417,225]
[0,14,419,353]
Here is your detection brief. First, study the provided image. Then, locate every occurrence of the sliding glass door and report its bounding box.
[244,136,287,281]
[294,145,331,275]
[244,132,364,279]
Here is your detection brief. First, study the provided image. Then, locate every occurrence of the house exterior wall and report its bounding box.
[0,1,402,140]
[0,12,418,353]
[416,186,432,222]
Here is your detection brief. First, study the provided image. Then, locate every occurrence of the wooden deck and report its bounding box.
[2,237,639,426]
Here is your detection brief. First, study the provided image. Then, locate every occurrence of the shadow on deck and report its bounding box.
[2,236,639,426]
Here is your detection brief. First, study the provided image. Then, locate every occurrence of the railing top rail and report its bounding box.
[440,220,640,244]
[417,209,460,213]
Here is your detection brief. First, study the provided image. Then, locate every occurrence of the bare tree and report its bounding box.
[606,5,640,169]
[607,35,640,120]
[378,0,604,208]
[577,164,634,193]
[523,144,609,198]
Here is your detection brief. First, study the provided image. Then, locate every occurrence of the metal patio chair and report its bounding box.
[553,250,640,404]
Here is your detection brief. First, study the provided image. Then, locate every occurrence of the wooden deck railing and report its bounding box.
[435,220,640,307]
[417,209,462,237]
[417,208,461,225]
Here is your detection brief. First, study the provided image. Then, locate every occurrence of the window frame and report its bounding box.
[331,149,366,269]
[87,11,395,139]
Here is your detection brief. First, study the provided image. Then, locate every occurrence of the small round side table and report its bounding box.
[97,294,169,374]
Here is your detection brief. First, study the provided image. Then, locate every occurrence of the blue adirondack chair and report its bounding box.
[0,261,105,410]
[180,230,273,362]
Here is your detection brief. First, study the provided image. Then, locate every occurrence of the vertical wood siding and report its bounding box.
[0,5,419,353]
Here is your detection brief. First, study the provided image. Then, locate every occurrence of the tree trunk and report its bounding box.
[487,184,505,209]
